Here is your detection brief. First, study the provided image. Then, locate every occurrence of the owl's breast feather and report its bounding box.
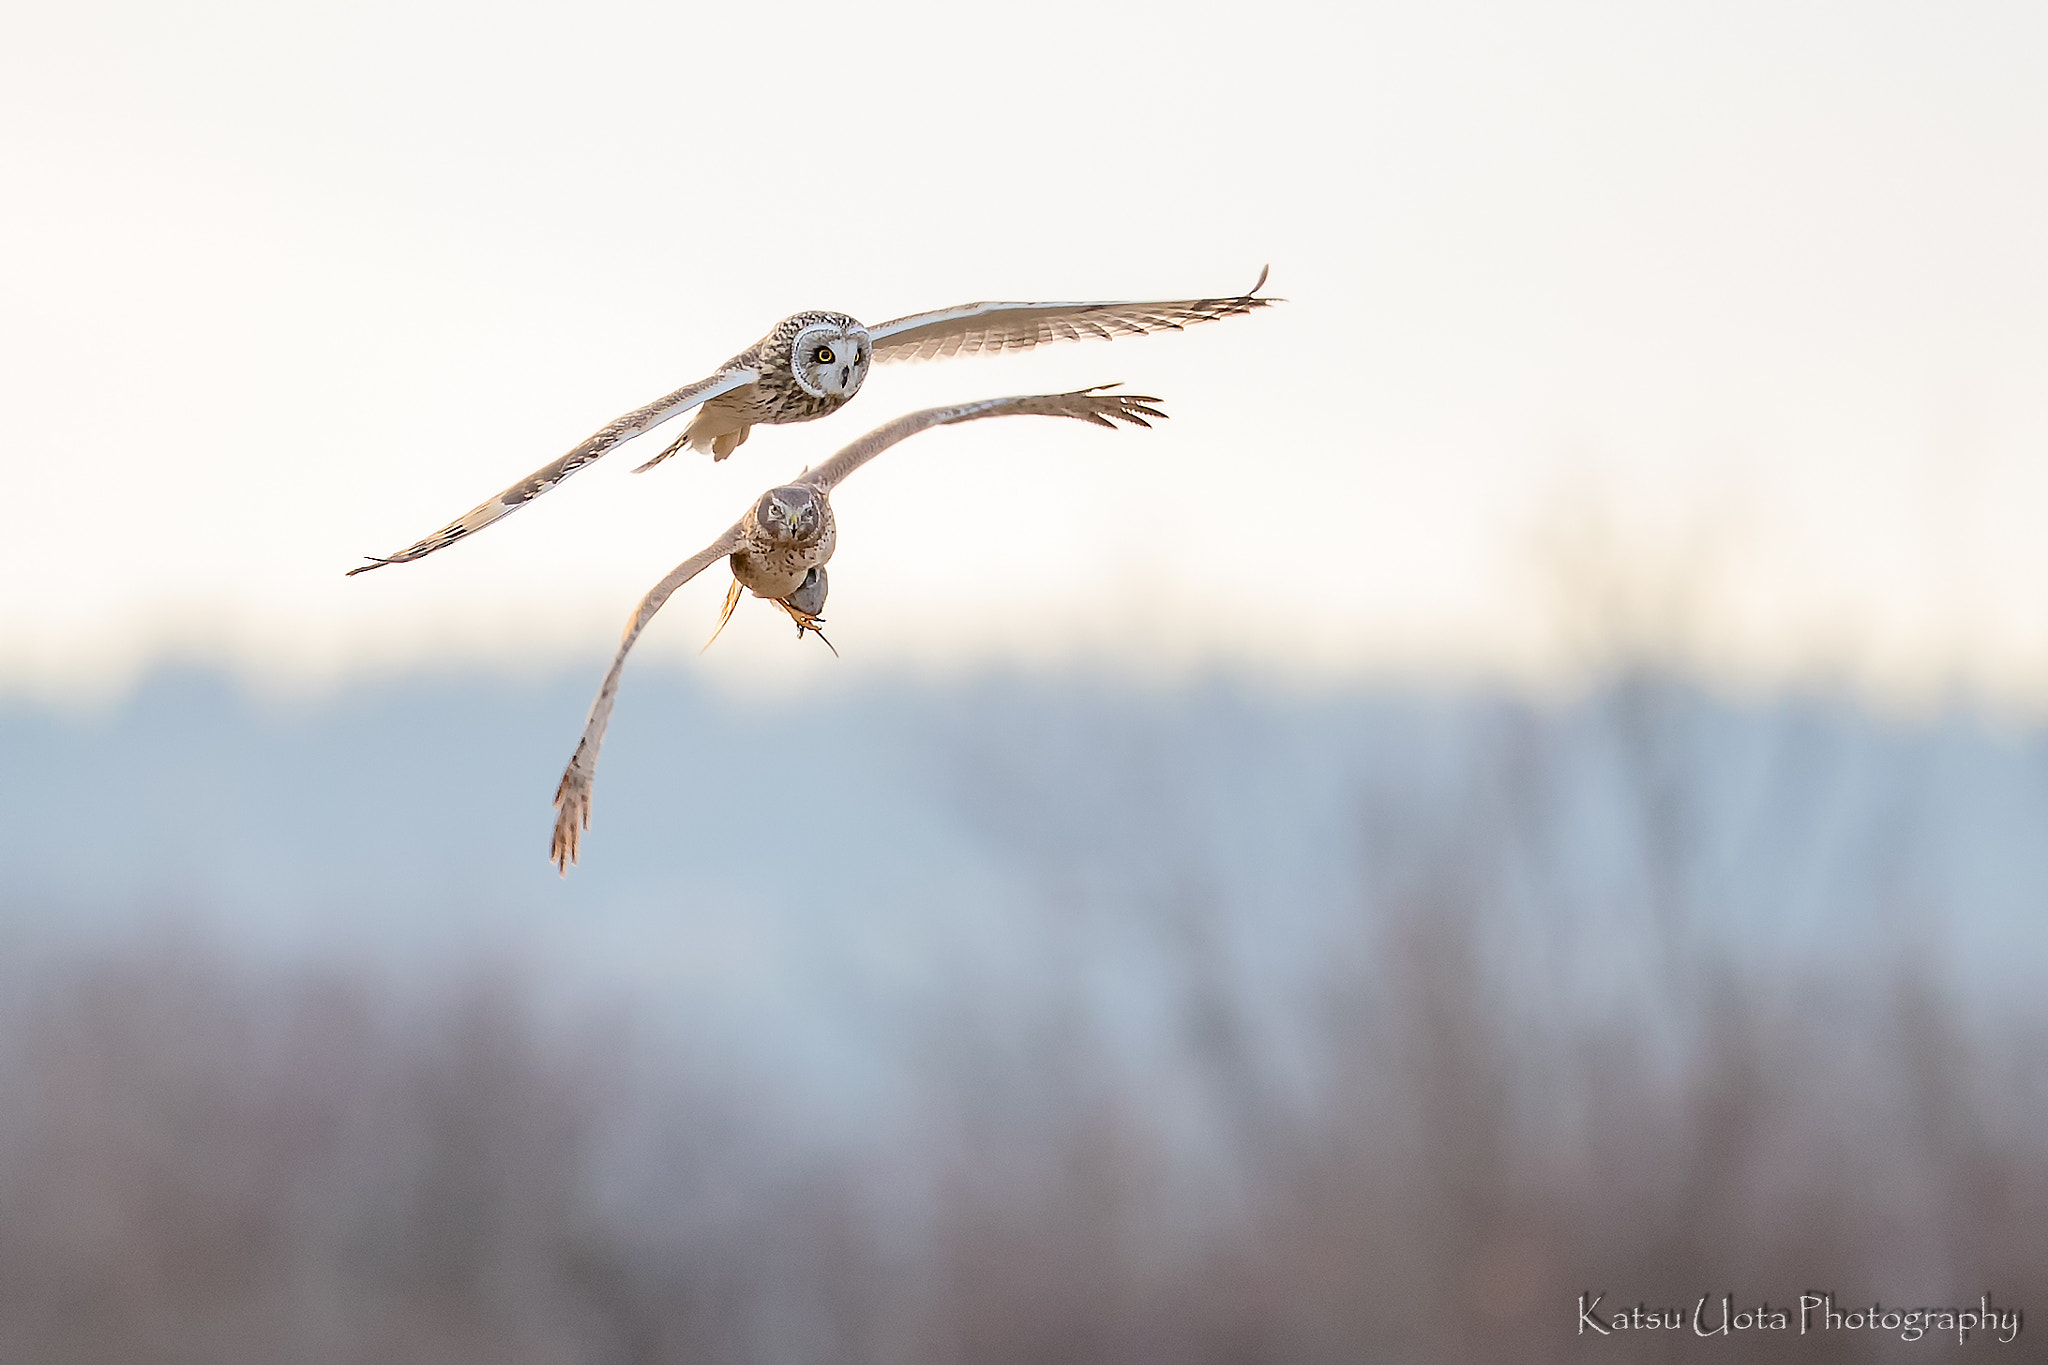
[737,368,846,426]
[731,541,828,601]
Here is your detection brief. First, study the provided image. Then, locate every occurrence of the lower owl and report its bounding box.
[706,486,838,651]
[549,385,1167,872]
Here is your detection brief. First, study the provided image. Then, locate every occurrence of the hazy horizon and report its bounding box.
[6,0,2047,709]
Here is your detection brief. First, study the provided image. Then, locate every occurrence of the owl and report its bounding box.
[548,385,1166,872]
[682,483,842,657]
[347,270,1267,575]
[720,483,837,647]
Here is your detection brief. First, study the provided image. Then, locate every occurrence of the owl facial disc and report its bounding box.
[788,319,871,400]
[755,484,825,544]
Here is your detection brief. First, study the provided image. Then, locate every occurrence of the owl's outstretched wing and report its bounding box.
[863,267,1274,365]
[551,523,747,872]
[348,368,760,576]
[556,387,1162,870]
[800,386,1166,495]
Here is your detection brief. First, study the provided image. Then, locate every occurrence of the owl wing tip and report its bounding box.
[550,770,591,874]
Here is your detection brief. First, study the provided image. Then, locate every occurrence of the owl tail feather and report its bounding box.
[701,578,745,653]
[633,430,692,473]
[636,410,750,472]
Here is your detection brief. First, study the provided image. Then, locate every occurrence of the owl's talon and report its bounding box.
[771,597,838,656]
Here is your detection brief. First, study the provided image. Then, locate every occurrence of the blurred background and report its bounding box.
[3,0,2046,1359]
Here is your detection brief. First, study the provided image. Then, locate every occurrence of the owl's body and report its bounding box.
[729,484,837,600]
[348,273,1271,575]
[664,312,871,462]
[547,386,1167,872]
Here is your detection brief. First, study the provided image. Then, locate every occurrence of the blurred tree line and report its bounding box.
[3,658,2044,1364]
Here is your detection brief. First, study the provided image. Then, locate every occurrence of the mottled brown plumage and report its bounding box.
[348,272,1266,575]
[548,386,1165,872]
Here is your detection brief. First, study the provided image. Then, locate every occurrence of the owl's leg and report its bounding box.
[774,605,835,657]
[635,410,751,472]
[774,568,836,656]
[710,425,750,461]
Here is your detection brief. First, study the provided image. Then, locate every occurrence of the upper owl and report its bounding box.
[345,269,1276,574]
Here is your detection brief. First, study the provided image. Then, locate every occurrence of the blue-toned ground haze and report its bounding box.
[7,667,2048,1361]
[8,667,2045,1104]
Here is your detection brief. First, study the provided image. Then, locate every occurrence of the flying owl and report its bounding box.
[346,270,1264,575]
[548,385,1166,872]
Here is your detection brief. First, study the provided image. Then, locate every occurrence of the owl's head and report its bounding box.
[787,314,871,400]
[754,484,827,546]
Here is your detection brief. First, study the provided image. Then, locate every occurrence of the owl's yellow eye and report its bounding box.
[815,346,834,365]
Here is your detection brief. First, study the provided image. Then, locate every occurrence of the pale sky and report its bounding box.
[3,0,2045,707]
